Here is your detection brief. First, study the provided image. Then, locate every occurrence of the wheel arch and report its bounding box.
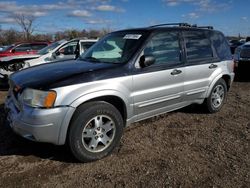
[58,91,130,145]
[206,73,231,98]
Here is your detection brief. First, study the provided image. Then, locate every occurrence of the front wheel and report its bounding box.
[68,101,124,162]
[204,78,227,113]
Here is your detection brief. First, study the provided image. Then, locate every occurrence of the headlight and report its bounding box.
[22,88,57,108]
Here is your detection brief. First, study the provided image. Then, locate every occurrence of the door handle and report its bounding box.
[209,64,218,69]
[171,69,182,75]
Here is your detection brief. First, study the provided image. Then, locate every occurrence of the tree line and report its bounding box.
[0,14,111,46]
[0,27,111,46]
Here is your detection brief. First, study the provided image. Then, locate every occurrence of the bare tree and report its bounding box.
[14,14,35,41]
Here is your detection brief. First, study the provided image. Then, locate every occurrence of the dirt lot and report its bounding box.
[0,77,249,188]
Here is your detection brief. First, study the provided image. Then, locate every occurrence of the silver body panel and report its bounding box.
[5,59,234,145]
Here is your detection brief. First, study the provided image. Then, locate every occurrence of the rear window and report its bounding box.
[211,32,232,61]
[184,31,213,62]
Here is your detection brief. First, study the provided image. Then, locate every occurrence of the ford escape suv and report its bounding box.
[5,23,234,162]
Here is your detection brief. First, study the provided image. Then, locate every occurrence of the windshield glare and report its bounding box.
[81,32,147,64]
[38,40,67,55]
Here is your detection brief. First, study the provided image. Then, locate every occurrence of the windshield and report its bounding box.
[38,40,67,55]
[81,31,148,64]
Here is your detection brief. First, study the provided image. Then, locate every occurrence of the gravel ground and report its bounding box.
[0,76,249,188]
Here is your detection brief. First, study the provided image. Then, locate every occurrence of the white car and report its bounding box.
[25,39,97,68]
[0,39,97,77]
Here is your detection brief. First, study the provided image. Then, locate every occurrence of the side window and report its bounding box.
[80,42,95,52]
[143,32,181,65]
[184,31,213,62]
[210,32,231,60]
[14,44,32,52]
[31,44,47,51]
[58,41,78,55]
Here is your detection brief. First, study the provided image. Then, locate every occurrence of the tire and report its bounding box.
[68,101,124,162]
[204,78,227,113]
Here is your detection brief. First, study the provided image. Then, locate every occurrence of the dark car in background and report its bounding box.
[0,42,50,58]
[229,39,244,54]
[234,42,250,75]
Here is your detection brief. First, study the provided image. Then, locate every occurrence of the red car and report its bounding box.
[0,42,50,58]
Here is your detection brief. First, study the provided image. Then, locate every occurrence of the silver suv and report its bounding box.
[5,23,235,162]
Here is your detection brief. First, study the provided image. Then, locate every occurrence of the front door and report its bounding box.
[132,31,185,121]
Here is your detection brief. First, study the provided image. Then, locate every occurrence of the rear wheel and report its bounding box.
[204,78,227,113]
[68,101,124,162]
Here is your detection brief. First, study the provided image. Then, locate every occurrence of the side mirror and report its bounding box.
[11,49,15,53]
[139,55,155,68]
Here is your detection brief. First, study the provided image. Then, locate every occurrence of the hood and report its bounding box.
[10,59,126,89]
[0,54,41,62]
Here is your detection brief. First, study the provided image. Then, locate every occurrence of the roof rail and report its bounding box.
[198,26,214,30]
[149,23,191,28]
[149,23,214,30]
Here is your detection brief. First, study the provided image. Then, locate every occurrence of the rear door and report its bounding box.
[132,31,185,120]
[183,30,219,101]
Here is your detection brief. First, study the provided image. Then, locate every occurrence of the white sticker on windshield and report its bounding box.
[123,34,142,40]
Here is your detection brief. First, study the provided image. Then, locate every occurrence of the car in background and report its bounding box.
[0,40,67,74]
[229,39,244,54]
[234,41,250,71]
[24,38,97,68]
[0,42,50,58]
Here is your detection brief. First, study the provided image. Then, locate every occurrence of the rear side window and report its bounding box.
[80,42,95,51]
[210,32,231,61]
[184,31,213,62]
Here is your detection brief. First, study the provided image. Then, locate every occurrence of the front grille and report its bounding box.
[240,49,250,58]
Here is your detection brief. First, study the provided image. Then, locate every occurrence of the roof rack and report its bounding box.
[197,26,214,30]
[149,23,191,28]
[149,23,213,30]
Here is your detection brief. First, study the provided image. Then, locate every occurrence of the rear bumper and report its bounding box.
[5,94,75,145]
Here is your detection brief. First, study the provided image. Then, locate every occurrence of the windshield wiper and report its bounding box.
[82,56,101,63]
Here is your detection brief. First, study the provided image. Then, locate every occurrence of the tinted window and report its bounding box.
[211,32,232,60]
[14,44,32,52]
[80,42,95,52]
[184,31,213,61]
[31,44,47,50]
[143,32,181,65]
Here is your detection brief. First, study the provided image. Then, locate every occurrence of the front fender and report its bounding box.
[57,89,132,145]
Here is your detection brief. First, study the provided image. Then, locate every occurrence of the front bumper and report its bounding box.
[5,94,74,145]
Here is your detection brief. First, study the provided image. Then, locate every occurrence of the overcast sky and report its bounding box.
[0,0,249,36]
